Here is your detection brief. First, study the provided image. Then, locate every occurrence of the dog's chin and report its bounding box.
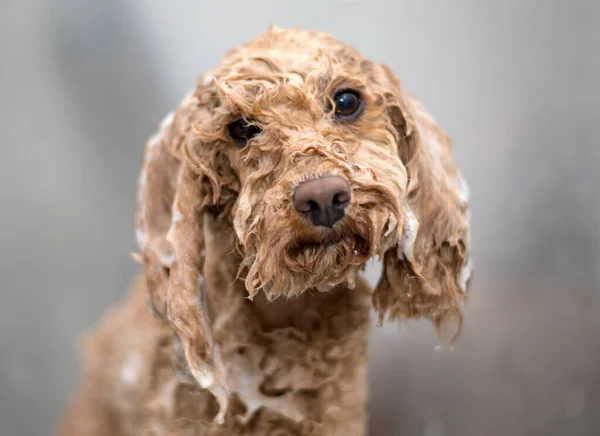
[244,231,383,300]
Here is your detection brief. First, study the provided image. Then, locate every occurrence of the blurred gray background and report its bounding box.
[1,0,599,435]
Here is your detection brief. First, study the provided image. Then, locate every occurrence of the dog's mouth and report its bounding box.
[286,232,371,264]
[277,224,376,288]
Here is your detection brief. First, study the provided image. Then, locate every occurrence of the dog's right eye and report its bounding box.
[227,119,261,145]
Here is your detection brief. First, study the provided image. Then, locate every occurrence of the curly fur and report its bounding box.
[61,25,472,436]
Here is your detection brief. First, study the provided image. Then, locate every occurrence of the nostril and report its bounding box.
[307,200,319,212]
[294,199,312,213]
[332,191,350,207]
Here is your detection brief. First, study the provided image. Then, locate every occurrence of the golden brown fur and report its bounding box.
[61,26,472,435]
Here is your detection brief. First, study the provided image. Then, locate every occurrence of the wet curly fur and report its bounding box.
[61,26,472,435]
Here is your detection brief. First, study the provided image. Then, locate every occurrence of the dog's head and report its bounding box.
[197,29,412,299]
[135,26,472,413]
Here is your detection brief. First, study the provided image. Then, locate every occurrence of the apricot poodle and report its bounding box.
[61,26,472,435]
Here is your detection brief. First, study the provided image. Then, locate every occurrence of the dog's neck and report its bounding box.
[251,285,351,331]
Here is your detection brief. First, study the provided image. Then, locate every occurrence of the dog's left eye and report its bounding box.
[333,90,363,120]
[227,119,261,145]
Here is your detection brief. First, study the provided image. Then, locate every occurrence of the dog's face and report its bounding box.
[138,27,471,317]
[187,30,415,298]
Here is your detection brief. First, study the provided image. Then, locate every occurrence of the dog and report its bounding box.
[61,26,472,435]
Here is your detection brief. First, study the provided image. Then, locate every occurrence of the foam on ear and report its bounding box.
[372,65,472,343]
[135,113,180,319]
[134,88,230,422]
[166,165,228,423]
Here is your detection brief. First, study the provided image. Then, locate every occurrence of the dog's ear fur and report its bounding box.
[372,65,472,341]
[135,90,199,319]
[135,118,179,319]
[134,86,229,422]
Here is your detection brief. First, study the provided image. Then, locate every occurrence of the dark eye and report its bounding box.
[227,119,261,145]
[333,90,363,120]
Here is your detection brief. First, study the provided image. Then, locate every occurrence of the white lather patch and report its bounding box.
[457,170,470,205]
[121,352,143,385]
[171,207,183,226]
[189,346,229,424]
[458,256,473,292]
[135,228,149,251]
[138,164,149,190]
[202,75,214,88]
[146,133,161,151]
[160,111,174,130]
[166,206,184,244]
[399,206,419,264]
[159,253,176,267]
[228,353,304,424]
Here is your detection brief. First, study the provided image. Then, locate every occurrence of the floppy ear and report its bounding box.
[134,89,229,422]
[372,66,472,342]
[135,115,179,319]
[135,90,199,319]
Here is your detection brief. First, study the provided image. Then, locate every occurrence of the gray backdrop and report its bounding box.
[1,1,599,435]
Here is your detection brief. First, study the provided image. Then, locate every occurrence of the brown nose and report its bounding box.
[293,176,351,227]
